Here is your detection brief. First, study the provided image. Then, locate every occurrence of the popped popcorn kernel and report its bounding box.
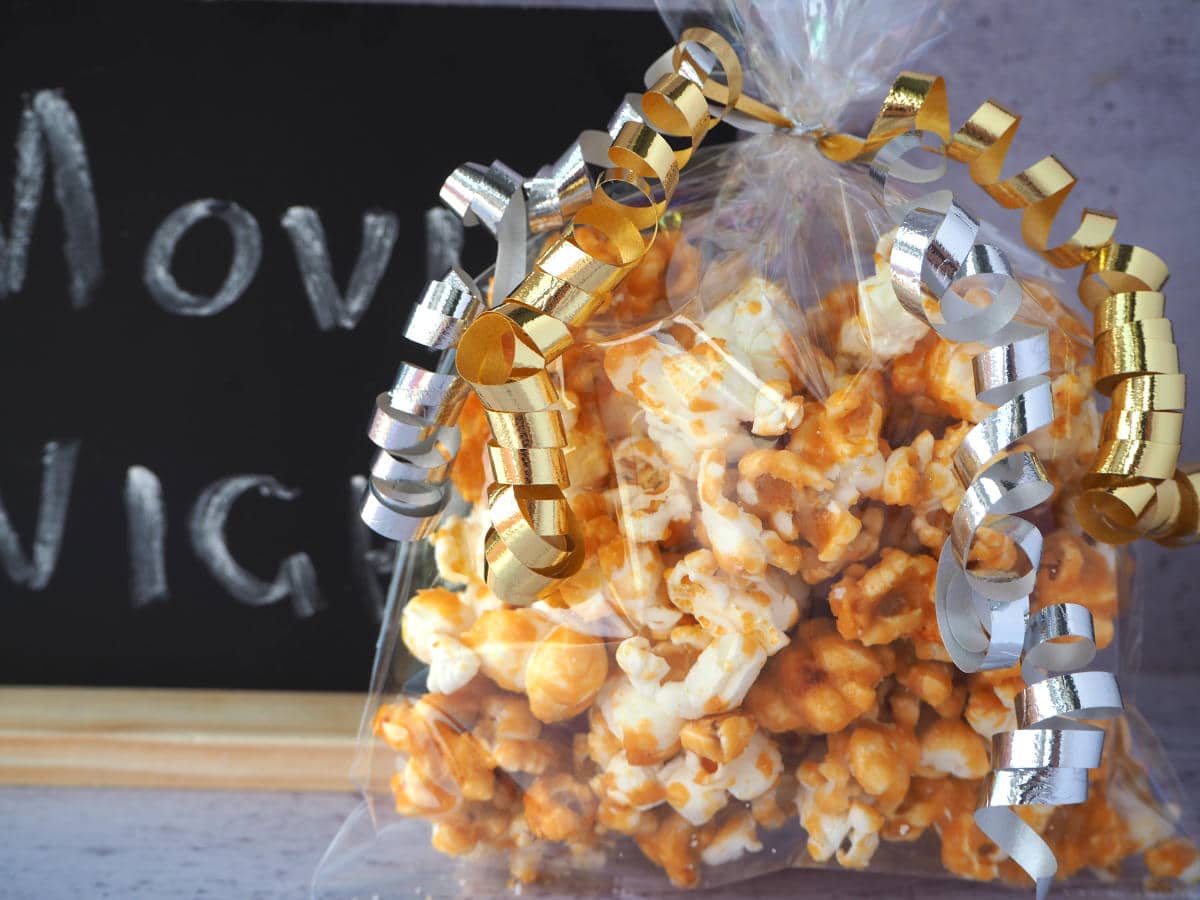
[964,665,1023,739]
[917,717,991,780]
[892,332,991,423]
[525,625,609,723]
[1145,837,1200,885]
[828,549,938,649]
[796,743,886,868]
[699,809,764,866]
[400,587,482,696]
[523,772,598,843]
[679,712,758,765]
[461,608,554,693]
[747,618,895,734]
[636,809,702,888]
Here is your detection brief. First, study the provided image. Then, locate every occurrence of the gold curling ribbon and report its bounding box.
[820,73,1196,546]
[457,29,766,605]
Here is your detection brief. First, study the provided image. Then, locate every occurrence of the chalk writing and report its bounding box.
[124,465,169,609]
[188,475,324,617]
[144,198,262,316]
[0,91,101,308]
[0,440,80,591]
[0,88,444,626]
[281,207,400,331]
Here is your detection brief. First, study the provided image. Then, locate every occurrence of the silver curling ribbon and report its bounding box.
[885,186,1053,674]
[977,605,1122,900]
[439,144,594,299]
[360,353,467,543]
[437,86,661,303]
[871,136,1124,897]
[363,120,614,544]
[358,261,483,541]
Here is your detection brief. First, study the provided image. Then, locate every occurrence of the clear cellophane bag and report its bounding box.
[314,1,1197,896]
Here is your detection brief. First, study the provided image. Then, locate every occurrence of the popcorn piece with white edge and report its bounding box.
[837,230,930,367]
[697,449,803,577]
[666,548,806,655]
[616,632,767,722]
[613,437,693,544]
[400,587,483,695]
[597,671,687,766]
[660,729,783,826]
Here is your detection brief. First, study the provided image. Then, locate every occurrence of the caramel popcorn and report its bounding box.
[604,334,768,477]
[524,772,598,843]
[474,692,563,775]
[561,388,613,490]
[697,276,805,387]
[797,737,889,868]
[892,331,992,423]
[916,717,990,780]
[636,809,703,888]
[430,508,487,586]
[828,548,938,650]
[525,625,609,723]
[613,437,693,543]
[1145,837,1200,885]
[660,729,783,825]
[699,809,765,866]
[963,665,1023,739]
[374,225,1178,894]
[746,618,895,734]
[836,264,930,366]
[665,547,805,653]
[696,448,803,576]
[400,587,485,695]
[597,670,685,765]
[615,631,767,720]
[881,423,969,552]
[461,607,554,693]
[895,650,965,719]
[679,712,757,765]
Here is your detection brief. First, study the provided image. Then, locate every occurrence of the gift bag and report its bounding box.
[314,1,1199,896]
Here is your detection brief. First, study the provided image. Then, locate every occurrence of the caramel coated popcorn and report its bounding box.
[374,227,1192,893]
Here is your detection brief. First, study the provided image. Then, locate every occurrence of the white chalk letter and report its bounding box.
[281,207,399,331]
[125,465,169,609]
[188,474,323,618]
[0,91,102,308]
[0,440,81,591]
[144,199,261,316]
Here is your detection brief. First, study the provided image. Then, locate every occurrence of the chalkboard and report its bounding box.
[0,1,665,690]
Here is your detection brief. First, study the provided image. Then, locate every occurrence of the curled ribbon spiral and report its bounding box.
[883,189,1055,675]
[1078,251,1198,544]
[852,79,1139,895]
[820,72,1195,547]
[456,28,750,605]
[360,268,481,541]
[877,183,1122,896]
[362,111,608,542]
[978,607,1122,900]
